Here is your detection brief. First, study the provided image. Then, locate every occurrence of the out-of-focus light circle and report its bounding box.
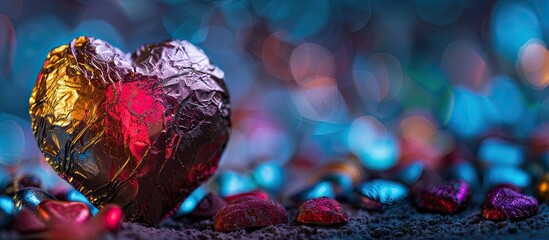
[73,19,125,50]
[290,43,335,86]
[484,166,530,190]
[212,171,258,197]
[353,70,381,103]
[489,76,525,125]
[256,0,330,42]
[478,138,524,167]
[292,181,336,201]
[173,185,207,217]
[440,39,489,91]
[156,0,187,5]
[517,39,549,89]
[348,116,386,149]
[261,32,294,81]
[447,88,496,138]
[162,2,210,44]
[333,0,371,32]
[415,0,464,25]
[0,120,24,165]
[0,1,22,20]
[397,161,424,185]
[449,161,478,187]
[214,53,254,106]
[0,167,10,191]
[248,126,293,165]
[219,130,248,170]
[291,79,343,122]
[400,115,437,141]
[0,15,15,79]
[491,1,541,61]
[353,53,404,102]
[347,116,399,171]
[220,1,253,29]
[13,16,69,91]
[253,162,285,193]
[200,26,238,55]
[118,0,158,23]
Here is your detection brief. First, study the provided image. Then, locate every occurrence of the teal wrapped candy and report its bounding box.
[12,187,54,214]
[354,179,410,210]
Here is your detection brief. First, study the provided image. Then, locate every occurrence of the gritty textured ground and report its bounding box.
[2,202,549,239]
[111,202,549,240]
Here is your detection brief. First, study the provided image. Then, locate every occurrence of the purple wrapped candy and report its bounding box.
[482,185,538,220]
[416,179,470,213]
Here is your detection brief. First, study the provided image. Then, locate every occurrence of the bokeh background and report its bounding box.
[0,0,548,198]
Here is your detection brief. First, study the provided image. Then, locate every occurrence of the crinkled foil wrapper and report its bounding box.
[29,36,231,226]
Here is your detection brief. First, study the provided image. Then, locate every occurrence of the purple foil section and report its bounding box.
[482,186,538,220]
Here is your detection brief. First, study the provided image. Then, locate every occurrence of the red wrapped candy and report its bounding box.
[190,193,227,219]
[295,197,348,225]
[225,189,269,204]
[36,200,91,225]
[214,199,288,232]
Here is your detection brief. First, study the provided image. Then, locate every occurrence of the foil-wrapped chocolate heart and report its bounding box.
[29,36,231,225]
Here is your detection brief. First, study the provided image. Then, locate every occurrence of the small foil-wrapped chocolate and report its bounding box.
[29,36,231,225]
[416,179,470,214]
[482,185,538,220]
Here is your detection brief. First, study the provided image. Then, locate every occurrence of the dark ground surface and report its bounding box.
[111,202,549,240]
[2,202,549,239]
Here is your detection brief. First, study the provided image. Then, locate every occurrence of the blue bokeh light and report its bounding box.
[492,2,542,61]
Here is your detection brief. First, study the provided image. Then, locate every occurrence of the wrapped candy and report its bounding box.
[353,179,410,210]
[416,179,471,214]
[214,199,288,232]
[13,187,55,214]
[482,185,538,220]
[295,197,348,225]
[29,37,231,225]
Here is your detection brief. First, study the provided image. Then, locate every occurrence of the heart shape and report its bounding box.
[416,179,470,213]
[36,200,91,224]
[29,36,231,225]
[482,185,538,220]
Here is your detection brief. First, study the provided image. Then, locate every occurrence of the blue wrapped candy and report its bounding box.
[354,179,410,210]
[12,187,54,214]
